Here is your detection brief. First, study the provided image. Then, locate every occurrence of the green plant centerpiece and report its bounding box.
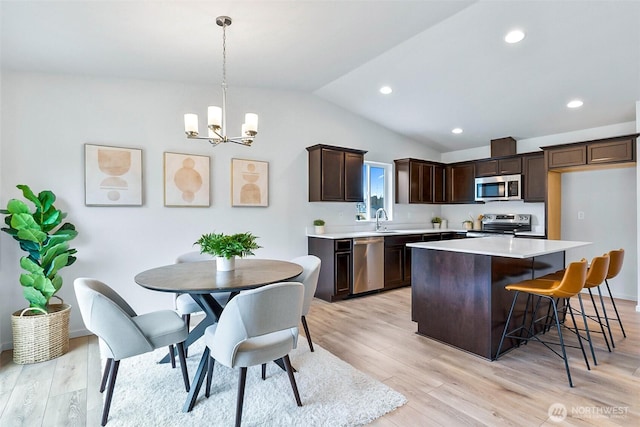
[195,231,261,271]
[1,185,78,313]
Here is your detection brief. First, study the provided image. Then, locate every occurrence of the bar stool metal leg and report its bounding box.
[605,279,626,338]
[588,288,611,352]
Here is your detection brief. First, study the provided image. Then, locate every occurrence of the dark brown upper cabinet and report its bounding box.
[307,144,367,202]
[546,145,587,169]
[587,137,634,164]
[446,162,476,203]
[522,153,545,202]
[545,134,637,170]
[474,157,522,177]
[394,158,445,204]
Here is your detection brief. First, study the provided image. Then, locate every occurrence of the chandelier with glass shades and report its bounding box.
[184,16,258,147]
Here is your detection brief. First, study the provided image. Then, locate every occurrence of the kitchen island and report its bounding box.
[407,237,590,360]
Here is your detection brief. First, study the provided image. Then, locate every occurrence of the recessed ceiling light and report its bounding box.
[379,86,392,95]
[451,128,463,134]
[567,99,584,108]
[504,30,525,44]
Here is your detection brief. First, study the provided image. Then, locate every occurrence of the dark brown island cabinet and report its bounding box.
[307,144,367,202]
[410,246,565,360]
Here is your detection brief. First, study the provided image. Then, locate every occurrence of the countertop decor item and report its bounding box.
[313,219,325,234]
[474,214,483,230]
[194,231,261,271]
[184,16,258,147]
[431,216,442,229]
[2,184,78,363]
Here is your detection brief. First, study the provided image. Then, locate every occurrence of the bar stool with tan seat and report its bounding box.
[539,254,611,360]
[603,249,626,345]
[496,259,590,387]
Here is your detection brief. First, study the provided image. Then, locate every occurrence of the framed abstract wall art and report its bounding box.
[84,144,143,206]
[231,158,268,207]
[164,152,210,207]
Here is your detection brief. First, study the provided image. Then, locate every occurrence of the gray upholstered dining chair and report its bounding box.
[184,282,304,427]
[288,255,321,352]
[261,255,320,379]
[74,278,190,426]
[174,251,232,330]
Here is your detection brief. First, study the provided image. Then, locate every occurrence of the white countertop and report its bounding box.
[307,228,546,240]
[307,228,467,239]
[407,237,591,258]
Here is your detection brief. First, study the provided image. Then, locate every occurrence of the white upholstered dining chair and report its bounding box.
[184,282,304,427]
[288,255,321,352]
[74,278,190,426]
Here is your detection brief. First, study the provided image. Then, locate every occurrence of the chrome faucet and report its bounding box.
[375,208,388,231]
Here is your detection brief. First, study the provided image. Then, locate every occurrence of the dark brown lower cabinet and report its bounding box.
[308,237,352,302]
[384,234,423,290]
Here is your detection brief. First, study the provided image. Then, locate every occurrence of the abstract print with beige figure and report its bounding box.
[232,159,268,207]
[174,157,203,203]
[98,148,131,202]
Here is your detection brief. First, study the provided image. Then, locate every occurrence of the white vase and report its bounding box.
[432,223,441,229]
[216,256,235,272]
[314,225,325,235]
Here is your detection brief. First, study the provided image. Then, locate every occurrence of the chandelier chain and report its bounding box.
[221,22,227,89]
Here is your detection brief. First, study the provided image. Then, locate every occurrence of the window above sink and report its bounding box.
[357,161,393,222]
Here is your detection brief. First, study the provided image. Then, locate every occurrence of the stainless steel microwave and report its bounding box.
[475,174,522,202]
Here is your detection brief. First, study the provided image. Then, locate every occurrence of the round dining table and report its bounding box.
[134,258,303,363]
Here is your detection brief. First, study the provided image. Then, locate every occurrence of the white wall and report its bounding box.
[0,71,440,350]
[562,168,636,300]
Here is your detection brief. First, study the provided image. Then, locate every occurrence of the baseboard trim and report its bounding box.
[0,328,92,353]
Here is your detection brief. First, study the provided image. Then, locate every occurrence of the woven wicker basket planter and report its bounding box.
[11,303,71,364]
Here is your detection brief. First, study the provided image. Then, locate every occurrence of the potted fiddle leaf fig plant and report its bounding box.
[1,184,78,364]
[195,231,261,271]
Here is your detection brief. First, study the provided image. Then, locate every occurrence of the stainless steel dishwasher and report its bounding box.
[352,237,385,294]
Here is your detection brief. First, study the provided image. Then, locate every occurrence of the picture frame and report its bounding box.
[164,152,210,207]
[84,144,143,206]
[231,158,269,207]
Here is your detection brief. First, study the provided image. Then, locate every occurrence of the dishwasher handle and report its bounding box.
[353,237,385,245]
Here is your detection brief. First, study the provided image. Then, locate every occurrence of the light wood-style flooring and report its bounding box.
[1,287,638,426]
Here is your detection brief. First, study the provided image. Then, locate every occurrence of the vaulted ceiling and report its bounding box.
[2,1,638,152]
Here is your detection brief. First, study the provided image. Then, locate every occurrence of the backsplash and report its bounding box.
[306,201,545,235]
[442,201,546,234]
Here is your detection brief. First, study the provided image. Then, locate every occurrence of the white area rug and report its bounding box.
[103,340,407,426]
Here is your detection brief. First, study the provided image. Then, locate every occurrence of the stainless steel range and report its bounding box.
[466,213,531,237]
